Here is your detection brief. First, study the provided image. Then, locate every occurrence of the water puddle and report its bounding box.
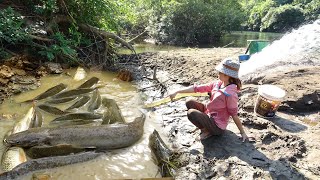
[0,69,163,179]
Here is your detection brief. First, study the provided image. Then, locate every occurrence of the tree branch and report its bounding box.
[78,24,135,52]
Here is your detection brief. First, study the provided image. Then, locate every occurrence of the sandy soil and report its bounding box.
[118,47,320,179]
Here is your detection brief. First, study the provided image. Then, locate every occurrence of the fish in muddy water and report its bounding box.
[77,77,99,89]
[37,104,67,115]
[54,88,95,99]
[49,119,102,127]
[5,114,145,149]
[22,83,67,102]
[65,95,90,110]
[73,67,87,81]
[149,130,175,177]
[30,108,43,128]
[50,113,103,122]
[25,144,96,159]
[101,98,126,124]
[0,152,102,180]
[88,89,102,112]
[7,106,35,136]
[45,96,77,104]
[1,147,27,172]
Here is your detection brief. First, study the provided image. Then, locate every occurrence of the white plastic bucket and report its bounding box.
[254,85,286,118]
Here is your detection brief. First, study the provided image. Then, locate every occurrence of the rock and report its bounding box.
[0,65,14,78]
[44,62,63,74]
[11,67,26,76]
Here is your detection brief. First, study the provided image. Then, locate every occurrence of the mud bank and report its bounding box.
[118,47,320,179]
[0,47,319,179]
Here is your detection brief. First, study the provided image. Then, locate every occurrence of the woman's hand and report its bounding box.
[240,132,249,142]
[169,92,178,101]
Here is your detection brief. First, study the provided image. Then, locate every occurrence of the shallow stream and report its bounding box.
[0,69,164,179]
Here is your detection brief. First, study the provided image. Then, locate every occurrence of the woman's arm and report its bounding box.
[231,115,249,142]
[169,86,195,101]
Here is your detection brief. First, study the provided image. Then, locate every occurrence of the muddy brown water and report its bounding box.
[0,69,164,179]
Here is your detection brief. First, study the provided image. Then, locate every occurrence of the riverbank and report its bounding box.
[0,47,319,179]
[118,47,320,179]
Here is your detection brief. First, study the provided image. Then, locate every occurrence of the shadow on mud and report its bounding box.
[201,130,305,179]
[270,115,307,133]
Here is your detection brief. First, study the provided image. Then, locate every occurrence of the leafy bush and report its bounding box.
[303,0,320,21]
[246,0,277,31]
[0,7,28,45]
[38,32,77,61]
[261,4,305,32]
[0,7,30,59]
[157,0,244,45]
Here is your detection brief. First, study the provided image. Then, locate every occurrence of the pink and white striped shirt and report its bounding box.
[193,80,238,130]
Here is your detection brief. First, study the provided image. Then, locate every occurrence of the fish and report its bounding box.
[1,147,27,172]
[87,89,101,112]
[37,104,67,115]
[49,119,102,127]
[46,96,77,104]
[54,88,95,99]
[0,152,102,180]
[101,98,125,124]
[77,77,99,89]
[25,144,96,159]
[10,106,35,135]
[149,130,175,177]
[73,67,87,81]
[4,114,145,149]
[22,83,67,102]
[30,108,43,128]
[65,96,90,110]
[50,113,103,122]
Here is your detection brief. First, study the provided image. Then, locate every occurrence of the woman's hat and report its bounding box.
[215,58,240,79]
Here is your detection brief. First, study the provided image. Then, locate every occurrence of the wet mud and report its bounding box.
[117,48,320,179]
[1,47,319,179]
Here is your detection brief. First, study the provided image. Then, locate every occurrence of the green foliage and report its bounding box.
[0,7,29,59]
[245,0,277,31]
[0,7,28,44]
[274,0,294,5]
[240,0,319,32]
[303,0,320,21]
[0,49,10,59]
[152,0,245,45]
[63,0,118,31]
[261,4,305,32]
[39,32,77,61]
[32,0,58,16]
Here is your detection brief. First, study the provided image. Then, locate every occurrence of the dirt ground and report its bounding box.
[0,47,319,179]
[118,47,320,179]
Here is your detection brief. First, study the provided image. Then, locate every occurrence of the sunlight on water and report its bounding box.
[0,69,163,179]
[239,20,320,78]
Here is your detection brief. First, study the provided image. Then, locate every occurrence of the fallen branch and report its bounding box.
[46,15,134,53]
[222,40,235,48]
[28,35,54,42]
[79,24,135,52]
[128,29,148,43]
